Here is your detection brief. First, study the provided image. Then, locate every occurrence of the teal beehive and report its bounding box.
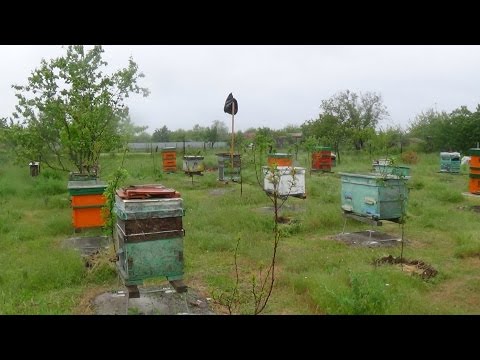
[340,172,409,221]
[440,152,461,173]
[114,185,185,286]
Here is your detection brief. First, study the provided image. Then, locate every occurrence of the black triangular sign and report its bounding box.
[224,93,238,115]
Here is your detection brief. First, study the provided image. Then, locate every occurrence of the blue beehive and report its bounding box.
[340,172,409,221]
[440,152,461,173]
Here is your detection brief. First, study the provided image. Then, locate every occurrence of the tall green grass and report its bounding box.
[1,150,480,314]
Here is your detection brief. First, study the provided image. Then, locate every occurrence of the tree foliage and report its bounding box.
[300,90,388,161]
[152,125,171,142]
[320,90,388,150]
[408,106,480,153]
[371,125,407,155]
[131,131,152,143]
[301,113,346,160]
[8,45,149,174]
[206,120,228,148]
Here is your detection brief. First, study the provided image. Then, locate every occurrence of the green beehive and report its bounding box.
[116,236,184,285]
[114,186,185,286]
[340,172,409,221]
[440,152,460,173]
[67,180,106,196]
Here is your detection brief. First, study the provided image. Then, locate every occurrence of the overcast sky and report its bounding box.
[1,45,480,133]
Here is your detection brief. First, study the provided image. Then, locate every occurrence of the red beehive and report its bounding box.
[311,146,332,171]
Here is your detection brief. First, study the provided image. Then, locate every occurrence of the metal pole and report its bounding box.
[231,102,235,172]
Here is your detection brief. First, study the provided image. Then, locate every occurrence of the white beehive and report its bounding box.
[262,166,306,198]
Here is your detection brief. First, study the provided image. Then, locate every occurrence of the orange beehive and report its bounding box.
[68,180,107,230]
[162,147,177,172]
[468,148,480,194]
[71,194,107,228]
[267,153,293,167]
[469,175,480,194]
[470,167,480,175]
[471,155,480,167]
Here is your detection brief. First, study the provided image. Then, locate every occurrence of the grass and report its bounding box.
[1,148,480,314]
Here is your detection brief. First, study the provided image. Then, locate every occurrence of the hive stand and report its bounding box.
[342,212,382,238]
[341,211,402,240]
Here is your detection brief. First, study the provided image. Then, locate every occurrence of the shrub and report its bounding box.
[401,150,419,164]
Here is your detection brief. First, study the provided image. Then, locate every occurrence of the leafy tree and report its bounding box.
[301,114,346,163]
[170,129,188,142]
[205,124,218,148]
[408,105,480,153]
[452,106,480,151]
[0,117,7,147]
[320,90,388,150]
[8,45,149,175]
[190,124,206,141]
[372,125,407,155]
[408,108,454,152]
[131,131,152,143]
[254,127,275,153]
[152,125,171,142]
[234,130,246,151]
[205,120,228,148]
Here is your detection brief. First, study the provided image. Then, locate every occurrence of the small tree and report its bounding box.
[215,134,298,314]
[302,135,319,173]
[152,126,171,142]
[8,45,149,175]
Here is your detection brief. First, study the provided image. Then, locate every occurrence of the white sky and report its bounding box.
[1,45,479,133]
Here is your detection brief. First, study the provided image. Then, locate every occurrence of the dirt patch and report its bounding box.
[73,284,115,314]
[456,205,480,213]
[471,206,480,213]
[373,255,438,280]
[277,215,294,224]
[93,284,216,315]
[83,248,116,269]
[335,231,401,248]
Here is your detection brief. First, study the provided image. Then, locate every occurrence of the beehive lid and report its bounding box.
[162,147,176,152]
[313,146,332,151]
[216,152,240,157]
[373,158,392,165]
[268,153,292,158]
[340,172,410,180]
[183,155,204,160]
[116,184,181,199]
[69,172,98,181]
[468,148,480,156]
[67,180,107,195]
